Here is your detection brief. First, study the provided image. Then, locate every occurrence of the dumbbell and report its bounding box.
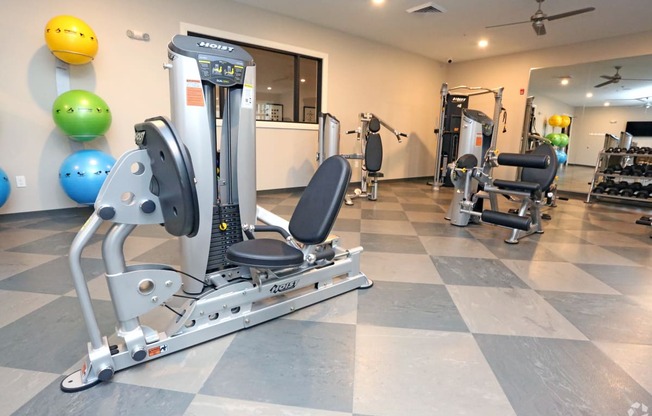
[621,166,634,176]
[605,147,615,153]
[619,187,635,197]
[634,189,650,199]
[627,147,639,154]
[630,182,643,192]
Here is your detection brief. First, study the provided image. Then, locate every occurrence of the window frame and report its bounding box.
[181,23,328,131]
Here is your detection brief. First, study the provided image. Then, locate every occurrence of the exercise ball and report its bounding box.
[0,167,10,208]
[555,149,568,164]
[548,114,562,127]
[59,149,115,205]
[546,133,562,146]
[560,115,571,128]
[44,15,98,65]
[558,133,569,147]
[52,90,112,141]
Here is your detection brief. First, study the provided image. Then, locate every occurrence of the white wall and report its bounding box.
[0,0,444,214]
[569,106,652,166]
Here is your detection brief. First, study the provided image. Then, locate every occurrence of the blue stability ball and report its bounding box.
[555,149,568,164]
[0,167,10,207]
[59,149,115,205]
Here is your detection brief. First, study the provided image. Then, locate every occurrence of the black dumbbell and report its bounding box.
[592,186,605,194]
[634,190,650,199]
[627,147,639,154]
[619,187,634,197]
[605,147,615,153]
[631,182,643,191]
[621,166,634,176]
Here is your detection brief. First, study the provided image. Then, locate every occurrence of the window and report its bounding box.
[188,31,322,124]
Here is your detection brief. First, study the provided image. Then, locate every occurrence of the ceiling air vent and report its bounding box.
[406,2,446,14]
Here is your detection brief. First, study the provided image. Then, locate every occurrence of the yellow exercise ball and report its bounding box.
[44,15,98,65]
[548,114,562,127]
[560,115,571,128]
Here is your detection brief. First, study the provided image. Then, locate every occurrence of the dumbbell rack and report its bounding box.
[587,149,652,204]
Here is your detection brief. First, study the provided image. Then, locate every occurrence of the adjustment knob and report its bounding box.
[98,206,116,220]
[140,200,156,214]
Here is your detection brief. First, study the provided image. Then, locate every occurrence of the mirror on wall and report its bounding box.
[526,54,652,193]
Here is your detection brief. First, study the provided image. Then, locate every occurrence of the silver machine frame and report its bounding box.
[61,35,370,392]
[432,83,504,190]
[340,113,406,205]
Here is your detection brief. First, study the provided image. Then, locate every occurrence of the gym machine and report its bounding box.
[317,112,407,206]
[61,35,371,392]
[446,144,558,243]
[432,83,504,190]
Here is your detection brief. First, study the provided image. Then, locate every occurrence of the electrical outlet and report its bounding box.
[15,176,26,188]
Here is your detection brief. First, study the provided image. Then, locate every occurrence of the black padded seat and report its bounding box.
[224,239,304,268]
[493,179,541,193]
[226,155,351,269]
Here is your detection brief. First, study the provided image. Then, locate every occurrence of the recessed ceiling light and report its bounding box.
[267,87,272,90]
[478,39,488,48]
[560,78,569,86]
[586,92,593,98]
[604,102,610,106]
[300,78,306,83]
[372,0,385,5]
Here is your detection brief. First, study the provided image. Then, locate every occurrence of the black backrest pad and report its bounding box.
[289,155,352,245]
[456,153,478,169]
[136,116,200,237]
[520,144,558,192]
[368,117,381,133]
[365,133,383,172]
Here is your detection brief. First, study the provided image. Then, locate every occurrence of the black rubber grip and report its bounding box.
[481,210,531,231]
[497,153,550,168]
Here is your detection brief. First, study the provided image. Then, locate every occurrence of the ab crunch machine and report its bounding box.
[61,35,371,392]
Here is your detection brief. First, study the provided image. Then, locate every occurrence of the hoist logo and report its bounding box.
[270,280,298,294]
[197,41,234,52]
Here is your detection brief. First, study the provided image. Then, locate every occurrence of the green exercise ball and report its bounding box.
[546,133,561,146]
[52,89,112,141]
[558,133,569,147]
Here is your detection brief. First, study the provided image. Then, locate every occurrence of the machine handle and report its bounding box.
[497,153,550,169]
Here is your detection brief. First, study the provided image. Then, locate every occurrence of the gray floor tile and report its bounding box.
[432,256,529,288]
[573,264,652,295]
[475,334,652,416]
[602,245,652,267]
[200,319,356,412]
[354,326,515,416]
[361,209,408,221]
[13,378,194,416]
[132,239,182,266]
[7,231,103,256]
[448,286,586,339]
[357,281,468,332]
[0,256,106,295]
[541,291,652,344]
[0,296,117,373]
[360,233,426,254]
[411,221,474,237]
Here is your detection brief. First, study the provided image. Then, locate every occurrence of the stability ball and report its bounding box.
[59,149,115,205]
[52,90,112,141]
[546,133,562,146]
[555,149,568,164]
[44,15,98,65]
[558,133,569,147]
[560,115,571,128]
[548,114,562,127]
[0,167,10,208]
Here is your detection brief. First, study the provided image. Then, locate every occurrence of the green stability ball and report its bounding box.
[52,90,112,142]
[546,133,562,146]
[558,133,569,147]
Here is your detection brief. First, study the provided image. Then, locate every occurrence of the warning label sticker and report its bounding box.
[242,83,254,109]
[186,79,204,107]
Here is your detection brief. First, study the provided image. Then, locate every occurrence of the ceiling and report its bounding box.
[231,0,652,107]
[232,0,651,63]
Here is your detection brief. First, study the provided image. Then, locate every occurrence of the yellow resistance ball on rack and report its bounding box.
[44,15,98,65]
[560,115,571,128]
[548,114,562,127]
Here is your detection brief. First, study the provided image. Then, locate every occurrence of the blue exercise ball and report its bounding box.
[555,149,568,164]
[0,167,10,208]
[59,149,115,205]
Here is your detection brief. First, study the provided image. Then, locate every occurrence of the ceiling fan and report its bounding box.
[486,0,595,36]
[594,66,652,88]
